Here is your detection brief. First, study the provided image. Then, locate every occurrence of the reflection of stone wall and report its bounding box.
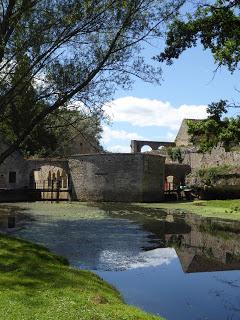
[69,154,165,202]
[174,215,240,272]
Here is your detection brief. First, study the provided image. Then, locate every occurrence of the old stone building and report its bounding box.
[56,131,102,156]
[174,118,202,147]
[0,133,167,202]
[1,117,239,202]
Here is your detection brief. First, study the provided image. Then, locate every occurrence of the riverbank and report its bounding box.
[137,199,240,220]
[0,233,162,320]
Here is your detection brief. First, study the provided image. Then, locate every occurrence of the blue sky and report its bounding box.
[101,43,239,153]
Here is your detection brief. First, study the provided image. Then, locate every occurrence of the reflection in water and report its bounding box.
[7,216,15,228]
[1,203,240,320]
[143,213,240,273]
[0,208,28,230]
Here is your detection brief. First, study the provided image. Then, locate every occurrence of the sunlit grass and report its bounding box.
[136,199,240,220]
[0,233,163,320]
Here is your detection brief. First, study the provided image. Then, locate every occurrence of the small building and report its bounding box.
[0,136,29,190]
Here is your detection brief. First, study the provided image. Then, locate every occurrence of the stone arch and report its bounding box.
[30,165,69,191]
[140,145,152,152]
[131,140,175,153]
[27,160,70,200]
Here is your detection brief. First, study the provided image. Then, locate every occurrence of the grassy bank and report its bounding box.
[0,234,162,320]
[137,199,240,220]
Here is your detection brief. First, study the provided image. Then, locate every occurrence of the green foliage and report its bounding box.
[0,54,103,157]
[157,1,240,152]
[158,0,240,72]
[136,200,240,220]
[0,0,183,163]
[207,100,228,121]
[187,100,240,151]
[196,164,232,186]
[167,147,184,163]
[0,233,162,320]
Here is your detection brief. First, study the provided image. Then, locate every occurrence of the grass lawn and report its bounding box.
[0,234,163,320]
[136,199,240,220]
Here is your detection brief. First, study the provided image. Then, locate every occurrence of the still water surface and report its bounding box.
[1,203,240,320]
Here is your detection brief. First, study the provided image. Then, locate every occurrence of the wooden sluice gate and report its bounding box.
[33,179,70,201]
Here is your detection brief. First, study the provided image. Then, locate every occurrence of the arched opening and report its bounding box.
[165,175,179,191]
[61,170,68,189]
[29,170,42,188]
[141,145,152,153]
[56,169,61,180]
[47,171,52,188]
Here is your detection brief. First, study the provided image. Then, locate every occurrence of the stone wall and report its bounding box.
[179,146,240,171]
[0,145,29,189]
[175,119,192,146]
[142,154,166,202]
[69,153,165,202]
[165,163,191,184]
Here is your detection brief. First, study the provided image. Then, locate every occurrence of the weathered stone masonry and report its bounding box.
[69,153,165,202]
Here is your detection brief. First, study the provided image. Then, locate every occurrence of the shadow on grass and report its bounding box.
[87,201,194,217]
[0,233,120,310]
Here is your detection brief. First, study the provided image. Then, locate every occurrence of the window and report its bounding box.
[9,171,16,183]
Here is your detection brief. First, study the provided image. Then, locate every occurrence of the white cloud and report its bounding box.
[108,145,131,153]
[104,96,207,130]
[101,126,144,144]
[99,248,177,271]
[129,248,177,269]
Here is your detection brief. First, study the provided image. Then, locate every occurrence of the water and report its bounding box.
[1,202,240,320]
